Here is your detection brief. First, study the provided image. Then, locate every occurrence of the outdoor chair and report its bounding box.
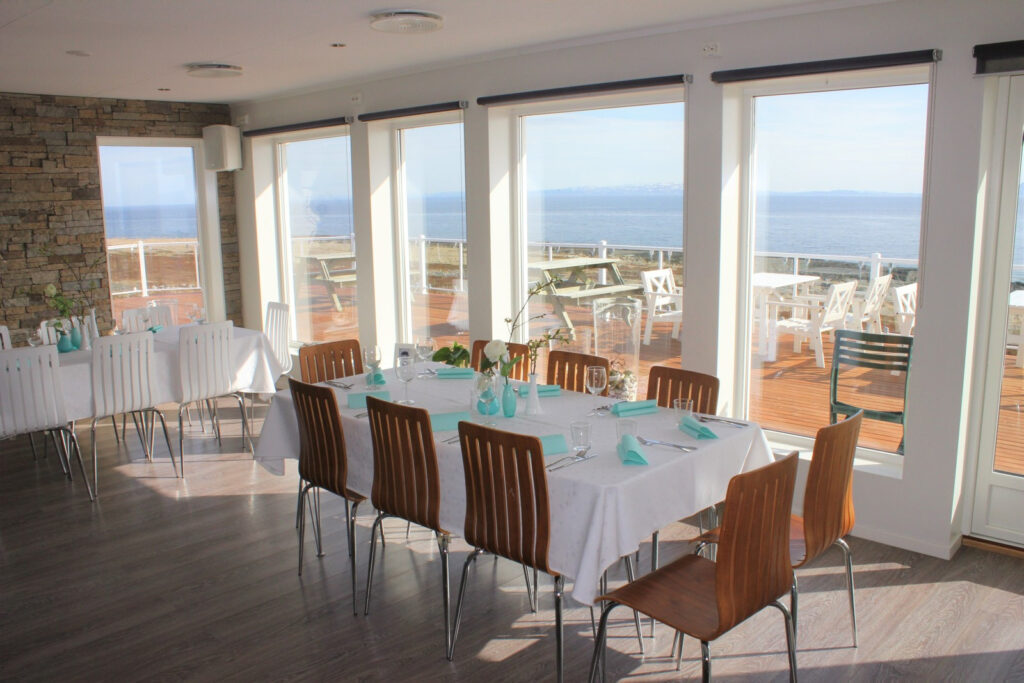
[470,339,531,380]
[363,397,452,655]
[122,304,174,332]
[298,339,363,383]
[893,282,917,336]
[546,349,609,395]
[769,280,857,367]
[639,268,683,345]
[847,273,892,332]
[830,330,912,454]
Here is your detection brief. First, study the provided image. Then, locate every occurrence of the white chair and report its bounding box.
[0,325,11,350]
[847,273,892,333]
[264,301,293,377]
[91,333,177,494]
[122,304,174,332]
[769,280,857,368]
[0,346,93,500]
[640,269,683,345]
[893,282,917,336]
[177,321,253,475]
[38,319,67,345]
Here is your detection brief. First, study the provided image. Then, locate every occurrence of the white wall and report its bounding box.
[232,0,1024,559]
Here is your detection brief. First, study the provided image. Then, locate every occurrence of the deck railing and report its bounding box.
[107,239,201,298]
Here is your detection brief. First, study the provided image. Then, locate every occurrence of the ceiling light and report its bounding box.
[369,10,443,34]
[157,88,171,92]
[185,63,243,78]
[65,49,91,57]
[331,42,347,48]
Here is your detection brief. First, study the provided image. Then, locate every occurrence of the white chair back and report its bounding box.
[0,346,67,437]
[151,299,178,325]
[38,319,67,345]
[264,301,293,375]
[640,269,680,310]
[72,308,100,340]
[893,282,918,335]
[178,321,234,404]
[862,274,892,318]
[0,325,10,350]
[123,304,174,332]
[91,332,156,418]
[820,281,858,327]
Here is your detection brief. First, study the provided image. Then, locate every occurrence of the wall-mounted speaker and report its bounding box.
[202,124,242,172]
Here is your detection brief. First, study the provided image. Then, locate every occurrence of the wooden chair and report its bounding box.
[546,349,609,395]
[298,339,363,383]
[363,397,453,655]
[449,422,565,681]
[470,339,531,380]
[830,330,911,453]
[791,411,863,647]
[646,365,719,414]
[589,453,799,682]
[288,378,366,615]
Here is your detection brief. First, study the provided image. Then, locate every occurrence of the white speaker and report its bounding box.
[202,124,242,172]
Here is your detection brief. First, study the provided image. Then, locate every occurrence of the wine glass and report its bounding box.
[475,374,499,426]
[396,356,416,404]
[363,345,382,385]
[586,365,608,400]
[415,337,435,362]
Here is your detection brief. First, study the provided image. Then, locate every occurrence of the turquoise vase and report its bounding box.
[501,380,517,418]
[70,327,82,350]
[56,332,73,353]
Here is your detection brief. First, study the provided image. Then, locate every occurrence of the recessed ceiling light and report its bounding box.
[331,42,347,48]
[157,88,171,92]
[65,49,91,57]
[369,10,443,34]
[185,63,243,78]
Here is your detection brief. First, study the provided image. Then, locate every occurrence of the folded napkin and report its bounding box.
[435,367,476,379]
[517,383,561,397]
[617,434,648,465]
[346,390,391,409]
[365,370,386,385]
[147,325,163,333]
[539,434,568,456]
[680,414,718,439]
[610,400,659,417]
[430,411,471,432]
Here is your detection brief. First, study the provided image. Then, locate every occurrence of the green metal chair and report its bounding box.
[829,330,913,454]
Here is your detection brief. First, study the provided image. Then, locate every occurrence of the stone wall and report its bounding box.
[0,92,240,344]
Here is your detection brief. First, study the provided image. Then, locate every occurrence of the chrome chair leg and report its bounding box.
[522,564,538,613]
[64,427,94,501]
[448,547,483,660]
[554,574,564,683]
[129,411,149,461]
[364,511,386,615]
[297,483,312,575]
[836,537,858,646]
[110,416,120,443]
[230,392,255,455]
[622,556,645,654]
[771,599,798,682]
[790,574,799,641]
[208,399,222,444]
[700,640,711,682]
[673,630,684,670]
[295,477,304,529]
[178,405,187,478]
[650,530,659,639]
[346,499,361,616]
[150,408,178,478]
[50,429,70,477]
[439,534,452,657]
[90,417,100,497]
[28,432,38,460]
[588,601,618,683]
[310,489,323,556]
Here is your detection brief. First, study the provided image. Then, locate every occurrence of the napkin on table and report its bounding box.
[610,400,659,417]
[430,411,471,432]
[539,434,568,456]
[517,384,561,397]
[346,390,391,409]
[680,414,718,439]
[435,367,476,379]
[617,434,648,465]
[365,370,387,385]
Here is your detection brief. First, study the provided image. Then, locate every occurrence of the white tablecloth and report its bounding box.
[255,368,772,604]
[60,325,284,421]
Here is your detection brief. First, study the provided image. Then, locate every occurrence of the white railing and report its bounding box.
[107,239,201,297]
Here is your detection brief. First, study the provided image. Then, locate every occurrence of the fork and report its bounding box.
[588,404,613,416]
[696,415,747,427]
[547,447,594,472]
[327,379,353,390]
[636,436,696,452]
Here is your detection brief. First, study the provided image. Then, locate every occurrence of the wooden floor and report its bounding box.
[3,408,1024,680]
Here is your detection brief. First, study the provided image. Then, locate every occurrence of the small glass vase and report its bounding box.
[525,372,542,415]
[56,331,74,353]
[475,373,500,416]
[501,378,517,418]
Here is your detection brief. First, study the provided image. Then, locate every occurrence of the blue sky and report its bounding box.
[98,145,198,206]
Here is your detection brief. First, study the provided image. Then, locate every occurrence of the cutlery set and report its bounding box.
[327,379,353,390]
[547,447,596,472]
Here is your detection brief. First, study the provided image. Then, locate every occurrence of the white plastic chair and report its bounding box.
[0,346,93,500]
[178,321,253,475]
[769,280,857,368]
[91,333,177,494]
[264,301,293,376]
[122,304,174,332]
[893,283,917,336]
[0,325,10,350]
[640,269,683,345]
[847,273,892,333]
[38,319,67,345]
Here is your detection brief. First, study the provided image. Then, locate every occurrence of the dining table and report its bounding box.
[255,365,773,605]
[752,272,821,361]
[57,324,284,421]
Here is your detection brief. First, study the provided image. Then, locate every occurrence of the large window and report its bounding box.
[743,72,929,453]
[98,143,205,325]
[276,133,355,343]
[517,97,685,396]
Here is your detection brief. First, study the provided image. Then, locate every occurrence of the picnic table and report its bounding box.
[529,256,643,335]
[310,252,357,311]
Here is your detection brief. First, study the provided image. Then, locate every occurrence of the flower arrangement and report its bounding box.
[607,358,638,401]
[43,283,77,323]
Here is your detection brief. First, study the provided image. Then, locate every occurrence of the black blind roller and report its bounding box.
[357,101,466,122]
[711,49,941,84]
[242,116,352,138]
[477,75,690,107]
[974,40,1024,75]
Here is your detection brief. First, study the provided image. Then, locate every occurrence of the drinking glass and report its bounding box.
[616,418,638,441]
[363,345,382,386]
[586,365,608,399]
[415,337,435,362]
[396,356,416,404]
[673,397,694,427]
[570,420,591,453]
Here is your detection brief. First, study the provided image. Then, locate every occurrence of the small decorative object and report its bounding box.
[432,340,471,368]
[594,298,642,401]
[525,372,543,415]
[56,331,73,353]
[475,372,500,416]
[608,360,638,401]
[501,378,517,418]
[69,326,82,350]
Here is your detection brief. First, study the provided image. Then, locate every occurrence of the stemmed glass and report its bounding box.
[363,345,382,386]
[416,337,435,375]
[396,356,416,404]
[586,365,608,401]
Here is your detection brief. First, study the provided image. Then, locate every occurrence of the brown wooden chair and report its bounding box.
[646,365,720,414]
[449,422,565,682]
[363,396,453,655]
[791,410,863,646]
[470,339,531,380]
[288,378,366,615]
[298,339,363,383]
[546,349,609,395]
[589,453,799,682]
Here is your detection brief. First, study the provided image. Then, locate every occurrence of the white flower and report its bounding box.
[483,339,507,363]
[44,284,57,298]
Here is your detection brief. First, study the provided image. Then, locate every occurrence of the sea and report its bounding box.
[103,189,1024,265]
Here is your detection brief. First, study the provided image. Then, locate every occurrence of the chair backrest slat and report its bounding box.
[0,346,67,437]
[178,322,233,404]
[91,332,155,418]
[264,301,293,375]
[714,452,799,632]
[820,281,858,327]
[458,422,552,573]
[289,378,351,496]
[546,350,609,395]
[471,340,531,380]
[830,330,914,411]
[646,365,719,414]
[299,339,363,383]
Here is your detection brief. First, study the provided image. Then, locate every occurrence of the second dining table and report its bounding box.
[255,365,773,605]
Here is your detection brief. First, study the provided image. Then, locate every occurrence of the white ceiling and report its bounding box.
[0,0,882,104]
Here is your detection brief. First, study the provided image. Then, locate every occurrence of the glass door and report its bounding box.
[972,75,1024,545]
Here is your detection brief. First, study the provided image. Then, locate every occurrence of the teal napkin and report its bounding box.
[539,434,568,456]
[436,367,475,379]
[518,384,561,397]
[617,434,648,465]
[364,369,386,385]
[430,411,471,432]
[147,325,163,333]
[346,390,390,409]
[610,400,659,417]
[680,414,718,439]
